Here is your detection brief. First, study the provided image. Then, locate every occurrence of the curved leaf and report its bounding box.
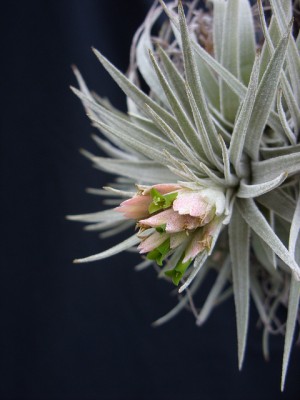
[74,234,141,263]
[237,173,287,198]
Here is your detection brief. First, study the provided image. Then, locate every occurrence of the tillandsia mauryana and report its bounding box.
[68,0,300,390]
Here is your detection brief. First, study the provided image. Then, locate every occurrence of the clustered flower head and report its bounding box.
[116,183,226,284]
[68,0,300,390]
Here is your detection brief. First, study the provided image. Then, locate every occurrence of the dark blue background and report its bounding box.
[0,1,299,399]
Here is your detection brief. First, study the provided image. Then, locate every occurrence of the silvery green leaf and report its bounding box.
[83,220,122,232]
[229,52,260,172]
[252,153,300,183]
[211,0,226,63]
[269,0,300,103]
[72,65,96,114]
[157,46,193,120]
[250,273,269,327]
[229,204,250,369]
[167,160,209,187]
[66,208,124,223]
[259,14,281,77]
[209,108,232,143]
[128,113,166,137]
[209,103,233,130]
[91,135,138,161]
[237,173,287,198]
[260,143,300,158]
[289,185,300,256]
[279,79,300,136]
[194,45,221,110]
[99,221,134,239]
[257,190,295,223]
[236,198,300,280]
[178,1,221,156]
[101,186,136,197]
[281,276,300,391]
[185,83,224,171]
[220,0,240,121]
[217,135,238,186]
[252,232,280,279]
[81,153,177,184]
[160,1,288,140]
[136,5,168,104]
[198,162,227,187]
[244,26,290,160]
[277,89,297,145]
[92,48,180,133]
[90,115,182,167]
[162,1,220,109]
[90,99,185,166]
[73,234,141,264]
[164,151,202,182]
[161,0,286,136]
[196,256,231,326]
[85,188,123,197]
[71,86,137,154]
[159,0,247,99]
[296,30,300,51]
[237,0,256,85]
[145,104,202,168]
[257,0,300,135]
[149,50,207,160]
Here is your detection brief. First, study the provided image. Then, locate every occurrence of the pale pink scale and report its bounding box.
[115,195,152,219]
[138,231,169,253]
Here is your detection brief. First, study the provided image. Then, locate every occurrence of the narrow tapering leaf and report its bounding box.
[229,52,260,172]
[157,46,193,120]
[145,104,202,168]
[67,208,124,223]
[185,82,224,171]
[281,277,300,391]
[136,5,168,104]
[212,0,226,63]
[289,185,300,256]
[269,0,300,103]
[257,190,295,223]
[178,1,221,155]
[149,50,206,159]
[74,234,141,263]
[220,0,240,121]
[196,257,231,326]
[236,198,300,280]
[83,154,177,184]
[229,203,250,369]
[252,153,300,183]
[92,48,180,134]
[244,26,291,160]
[237,173,287,198]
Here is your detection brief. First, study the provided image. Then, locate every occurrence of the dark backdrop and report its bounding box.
[0,1,299,399]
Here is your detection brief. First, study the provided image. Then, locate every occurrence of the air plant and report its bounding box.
[68,0,300,390]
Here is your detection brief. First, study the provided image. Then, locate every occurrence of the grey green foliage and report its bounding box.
[68,0,300,390]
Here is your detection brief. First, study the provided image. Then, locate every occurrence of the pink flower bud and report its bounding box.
[115,195,152,219]
[139,208,203,233]
[137,231,169,253]
[115,183,181,220]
